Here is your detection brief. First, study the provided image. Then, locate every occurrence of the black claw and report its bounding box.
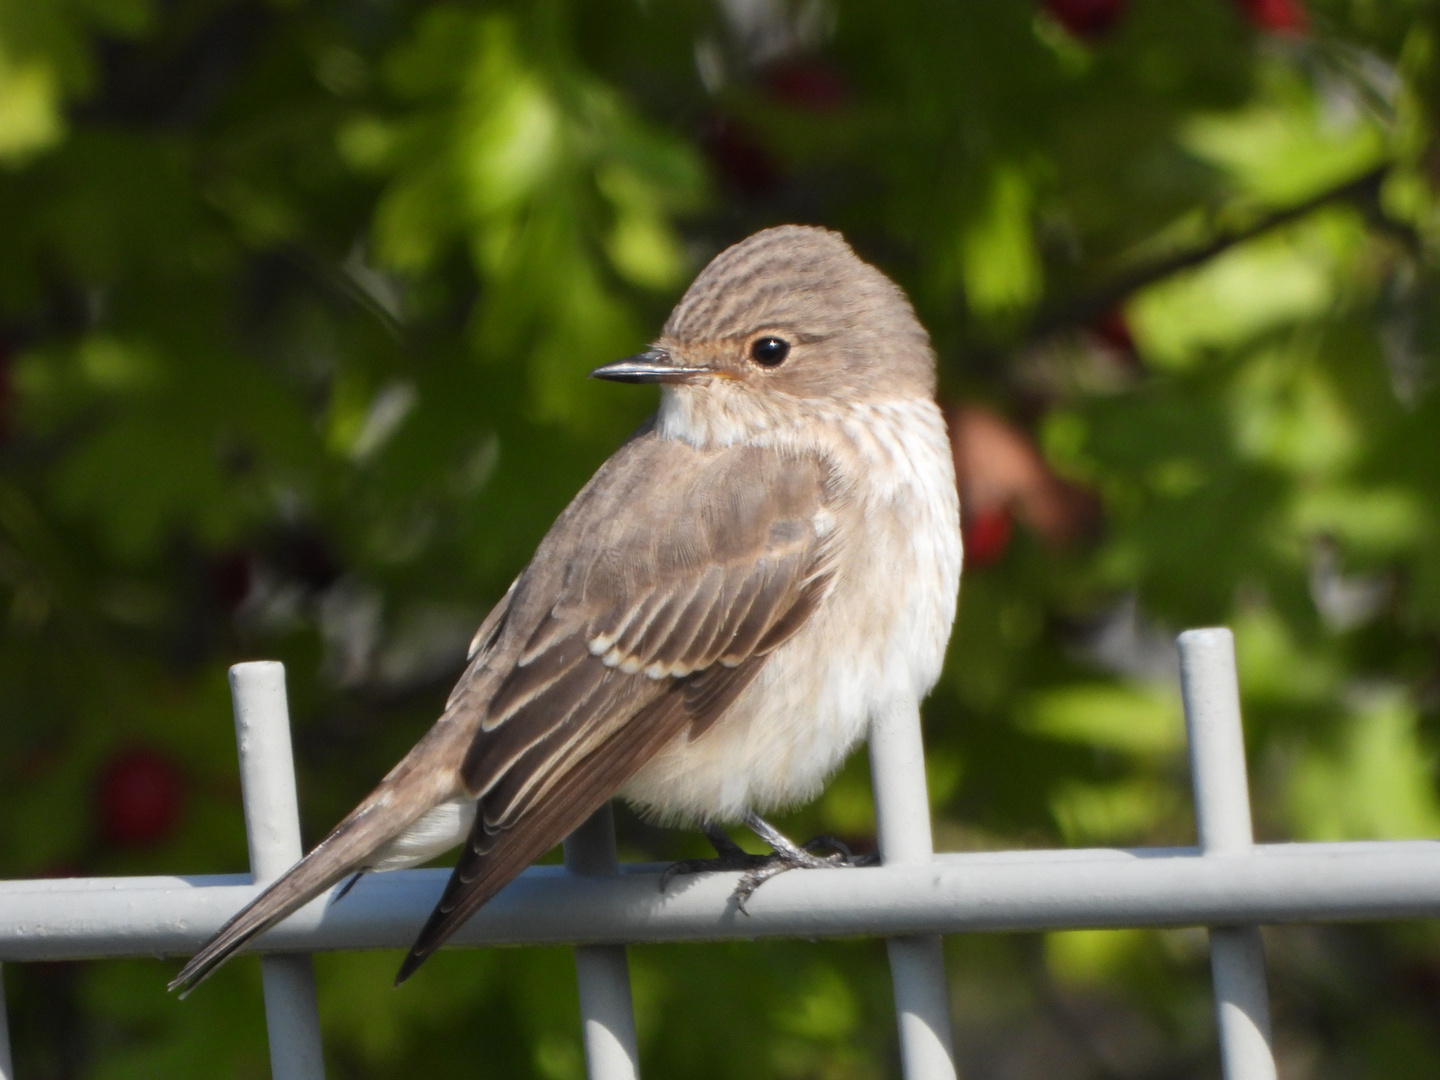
[660,858,719,892]
[733,859,797,914]
[659,850,768,893]
[802,834,854,860]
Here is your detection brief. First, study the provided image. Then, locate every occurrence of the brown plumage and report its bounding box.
[170,224,961,994]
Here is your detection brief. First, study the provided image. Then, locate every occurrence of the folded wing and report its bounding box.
[170,424,839,993]
[396,430,838,981]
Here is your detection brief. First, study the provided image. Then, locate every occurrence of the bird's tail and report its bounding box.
[169,758,456,996]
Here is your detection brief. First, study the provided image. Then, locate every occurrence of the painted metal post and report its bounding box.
[564,805,640,1080]
[1178,629,1278,1080]
[869,697,958,1080]
[230,662,327,1080]
[0,963,12,1080]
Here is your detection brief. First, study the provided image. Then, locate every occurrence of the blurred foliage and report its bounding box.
[3,0,1440,1077]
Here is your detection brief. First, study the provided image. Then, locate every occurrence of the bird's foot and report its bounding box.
[660,813,876,914]
[659,823,767,891]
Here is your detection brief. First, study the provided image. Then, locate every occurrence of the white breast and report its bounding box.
[619,397,962,825]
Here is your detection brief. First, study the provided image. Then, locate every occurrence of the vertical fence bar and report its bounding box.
[869,698,958,1080]
[1178,629,1277,1080]
[230,662,327,1080]
[563,804,640,1080]
[0,963,12,1080]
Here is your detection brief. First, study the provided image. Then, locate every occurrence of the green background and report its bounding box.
[3,0,1440,1076]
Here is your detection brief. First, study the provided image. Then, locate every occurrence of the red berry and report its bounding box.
[699,115,780,198]
[97,747,184,847]
[1041,0,1127,39]
[762,57,848,112]
[1236,0,1307,33]
[963,508,1014,568]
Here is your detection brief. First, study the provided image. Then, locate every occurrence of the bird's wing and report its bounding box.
[171,428,838,995]
[394,431,839,981]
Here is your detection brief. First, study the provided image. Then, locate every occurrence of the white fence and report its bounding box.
[4,627,1440,1080]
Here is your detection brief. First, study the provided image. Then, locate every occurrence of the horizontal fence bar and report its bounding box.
[5,840,1440,963]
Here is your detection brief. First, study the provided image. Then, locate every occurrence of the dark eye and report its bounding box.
[749,336,790,367]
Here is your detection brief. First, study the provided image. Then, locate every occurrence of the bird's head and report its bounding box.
[590,225,936,446]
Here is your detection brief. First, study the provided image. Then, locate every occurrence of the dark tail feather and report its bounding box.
[170,794,430,996]
[393,786,608,986]
[170,853,346,995]
[171,713,476,996]
[394,694,694,985]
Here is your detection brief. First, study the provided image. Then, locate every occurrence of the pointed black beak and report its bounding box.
[589,349,714,385]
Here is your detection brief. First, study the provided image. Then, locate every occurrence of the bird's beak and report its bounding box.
[589,349,714,385]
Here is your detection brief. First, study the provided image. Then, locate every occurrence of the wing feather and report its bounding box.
[477,683,632,829]
[464,663,613,802]
[395,433,842,980]
[483,635,591,727]
[687,564,767,667]
[631,592,696,674]
[718,557,794,661]
[174,428,848,994]
[607,592,673,669]
[395,667,750,984]
[651,566,726,675]
[518,609,573,667]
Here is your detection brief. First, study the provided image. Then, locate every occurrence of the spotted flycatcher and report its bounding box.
[171,224,962,993]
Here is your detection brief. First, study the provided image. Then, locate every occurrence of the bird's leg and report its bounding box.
[660,812,875,912]
[743,812,877,867]
[659,824,769,891]
[729,811,881,910]
[704,822,750,859]
[742,812,847,865]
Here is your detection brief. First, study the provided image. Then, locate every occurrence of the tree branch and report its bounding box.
[1025,163,1393,344]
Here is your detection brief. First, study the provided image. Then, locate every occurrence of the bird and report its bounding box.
[170,224,962,995]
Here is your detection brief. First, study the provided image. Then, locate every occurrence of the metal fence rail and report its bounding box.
[2,628,1439,1080]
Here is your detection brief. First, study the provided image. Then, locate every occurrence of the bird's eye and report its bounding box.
[749,336,790,367]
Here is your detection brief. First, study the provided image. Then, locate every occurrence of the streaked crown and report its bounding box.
[661,225,936,402]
